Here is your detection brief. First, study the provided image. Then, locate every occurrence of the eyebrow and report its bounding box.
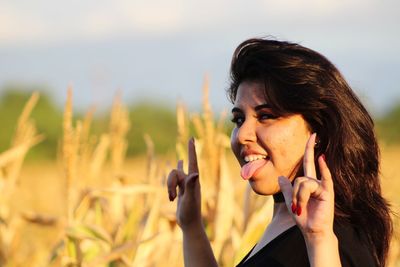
[255,104,272,111]
[231,104,271,113]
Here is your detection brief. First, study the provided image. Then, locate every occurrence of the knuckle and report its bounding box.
[297,181,314,196]
[297,185,307,197]
[167,170,177,181]
[168,170,188,189]
[294,177,306,186]
[177,170,186,179]
[303,179,317,189]
[296,190,308,203]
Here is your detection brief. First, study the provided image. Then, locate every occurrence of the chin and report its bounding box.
[248,180,279,196]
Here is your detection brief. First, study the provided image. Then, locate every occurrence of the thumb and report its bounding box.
[278,176,293,207]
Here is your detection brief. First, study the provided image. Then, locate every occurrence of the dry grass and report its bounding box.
[0,86,399,267]
[0,92,44,266]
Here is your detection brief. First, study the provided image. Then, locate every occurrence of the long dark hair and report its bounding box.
[228,38,392,267]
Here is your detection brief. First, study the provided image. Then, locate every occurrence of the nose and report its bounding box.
[236,119,257,144]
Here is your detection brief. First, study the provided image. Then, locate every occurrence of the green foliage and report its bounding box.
[127,103,177,155]
[0,90,25,151]
[0,87,62,160]
[90,102,178,156]
[0,86,178,159]
[376,102,400,144]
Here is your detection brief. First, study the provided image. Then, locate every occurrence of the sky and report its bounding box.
[0,0,399,115]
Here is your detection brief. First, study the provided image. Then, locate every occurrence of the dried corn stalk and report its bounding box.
[0,92,43,266]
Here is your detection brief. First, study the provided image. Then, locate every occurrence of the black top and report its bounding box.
[236,223,377,267]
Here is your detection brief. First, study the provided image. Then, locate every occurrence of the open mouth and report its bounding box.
[244,154,268,163]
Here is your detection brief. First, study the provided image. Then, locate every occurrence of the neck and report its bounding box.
[273,192,285,203]
[272,202,294,224]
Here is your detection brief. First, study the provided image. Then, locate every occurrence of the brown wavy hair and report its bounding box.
[228,38,392,266]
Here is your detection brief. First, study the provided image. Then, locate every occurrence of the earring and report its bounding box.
[314,138,320,148]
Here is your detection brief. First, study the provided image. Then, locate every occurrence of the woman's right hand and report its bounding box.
[167,138,202,231]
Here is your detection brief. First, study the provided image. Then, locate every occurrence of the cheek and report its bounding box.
[268,129,305,162]
[230,128,240,158]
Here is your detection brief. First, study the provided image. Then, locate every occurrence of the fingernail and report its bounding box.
[169,191,176,201]
[296,206,302,216]
[321,154,326,161]
[291,202,297,213]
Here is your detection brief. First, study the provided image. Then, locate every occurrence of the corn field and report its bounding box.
[0,81,399,267]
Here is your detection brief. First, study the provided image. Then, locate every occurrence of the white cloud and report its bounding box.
[259,0,377,19]
[124,1,185,33]
[0,0,187,44]
[81,1,186,38]
[0,4,48,43]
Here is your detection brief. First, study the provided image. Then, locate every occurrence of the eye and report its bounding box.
[231,115,244,127]
[257,112,278,122]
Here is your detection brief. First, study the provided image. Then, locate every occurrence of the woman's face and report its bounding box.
[230,81,312,195]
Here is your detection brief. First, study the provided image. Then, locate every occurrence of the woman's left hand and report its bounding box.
[278,133,335,239]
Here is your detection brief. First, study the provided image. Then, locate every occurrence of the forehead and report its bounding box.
[234,81,268,107]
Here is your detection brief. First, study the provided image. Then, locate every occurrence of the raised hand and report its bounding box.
[278,133,335,237]
[167,138,202,231]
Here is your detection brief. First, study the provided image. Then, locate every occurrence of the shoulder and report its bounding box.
[334,222,378,267]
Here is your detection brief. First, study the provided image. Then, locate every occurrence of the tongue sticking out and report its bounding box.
[241,159,267,180]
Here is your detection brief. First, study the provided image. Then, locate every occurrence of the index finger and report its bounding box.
[318,155,334,192]
[188,138,199,174]
[303,133,317,178]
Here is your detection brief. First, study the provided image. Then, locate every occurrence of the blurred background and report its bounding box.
[0,0,399,266]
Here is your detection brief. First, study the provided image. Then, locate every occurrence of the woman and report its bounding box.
[167,38,392,267]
